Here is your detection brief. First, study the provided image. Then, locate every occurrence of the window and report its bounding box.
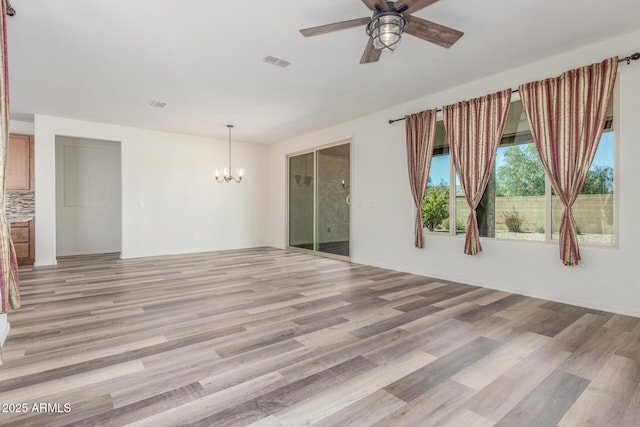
[422,122,450,233]
[493,100,546,241]
[422,97,615,246]
[552,125,615,244]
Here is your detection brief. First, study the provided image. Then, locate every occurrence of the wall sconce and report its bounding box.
[341,178,350,190]
[6,1,16,16]
[294,174,313,188]
[295,155,313,188]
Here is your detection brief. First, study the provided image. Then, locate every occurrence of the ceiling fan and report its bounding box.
[300,0,463,64]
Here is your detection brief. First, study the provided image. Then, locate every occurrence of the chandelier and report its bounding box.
[214,125,244,183]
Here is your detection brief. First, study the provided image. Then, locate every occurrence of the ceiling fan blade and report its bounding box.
[300,17,371,37]
[404,15,463,48]
[360,38,382,64]
[361,0,390,11]
[394,0,439,14]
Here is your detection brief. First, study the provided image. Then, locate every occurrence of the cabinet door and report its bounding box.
[7,133,34,191]
[9,221,35,266]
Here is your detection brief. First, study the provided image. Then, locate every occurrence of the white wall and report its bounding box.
[9,120,34,135]
[35,115,268,264]
[268,30,640,317]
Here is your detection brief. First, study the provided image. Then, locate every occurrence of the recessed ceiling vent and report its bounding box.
[149,100,167,108]
[263,55,292,68]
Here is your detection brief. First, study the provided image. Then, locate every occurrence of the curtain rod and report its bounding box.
[388,52,640,124]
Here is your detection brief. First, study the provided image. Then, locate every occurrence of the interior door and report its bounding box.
[55,136,122,256]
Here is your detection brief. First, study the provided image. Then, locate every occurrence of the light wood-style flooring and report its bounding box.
[1,248,639,426]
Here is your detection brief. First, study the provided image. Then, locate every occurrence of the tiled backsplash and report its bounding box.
[4,191,35,222]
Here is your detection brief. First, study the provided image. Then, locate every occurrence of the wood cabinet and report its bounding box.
[6,133,36,266]
[6,133,34,191]
[10,221,35,266]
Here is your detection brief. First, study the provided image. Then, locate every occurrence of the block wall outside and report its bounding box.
[452,194,613,234]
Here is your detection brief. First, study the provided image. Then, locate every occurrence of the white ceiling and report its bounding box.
[6,0,640,144]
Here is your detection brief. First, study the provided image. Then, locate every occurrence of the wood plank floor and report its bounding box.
[0,247,639,426]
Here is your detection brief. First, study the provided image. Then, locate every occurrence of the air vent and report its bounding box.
[149,100,167,108]
[263,55,292,68]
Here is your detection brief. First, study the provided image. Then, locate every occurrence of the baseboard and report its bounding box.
[424,272,640,318]
[34,259,57,267]
[0,315,10,348]
[352,257,640,318]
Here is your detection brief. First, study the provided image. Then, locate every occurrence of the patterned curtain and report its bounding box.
[1,0,21,315]
[405,109,437,248]
[519,57,618,265]
[443,90,511,255]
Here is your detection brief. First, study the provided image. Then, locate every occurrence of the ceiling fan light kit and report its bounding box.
[366,11,407,51]
[300,0,463,64]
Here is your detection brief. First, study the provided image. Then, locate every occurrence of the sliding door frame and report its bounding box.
[286,138,352,261]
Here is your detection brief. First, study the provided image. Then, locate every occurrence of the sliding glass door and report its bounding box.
[288,142,351,258]
[288,152,315,251]
[316,144,350,256]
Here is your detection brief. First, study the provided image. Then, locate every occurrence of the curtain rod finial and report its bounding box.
[622,52,640,64]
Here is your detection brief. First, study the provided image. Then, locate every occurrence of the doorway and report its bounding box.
[288,141,351,259]
[55,136,122,257]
